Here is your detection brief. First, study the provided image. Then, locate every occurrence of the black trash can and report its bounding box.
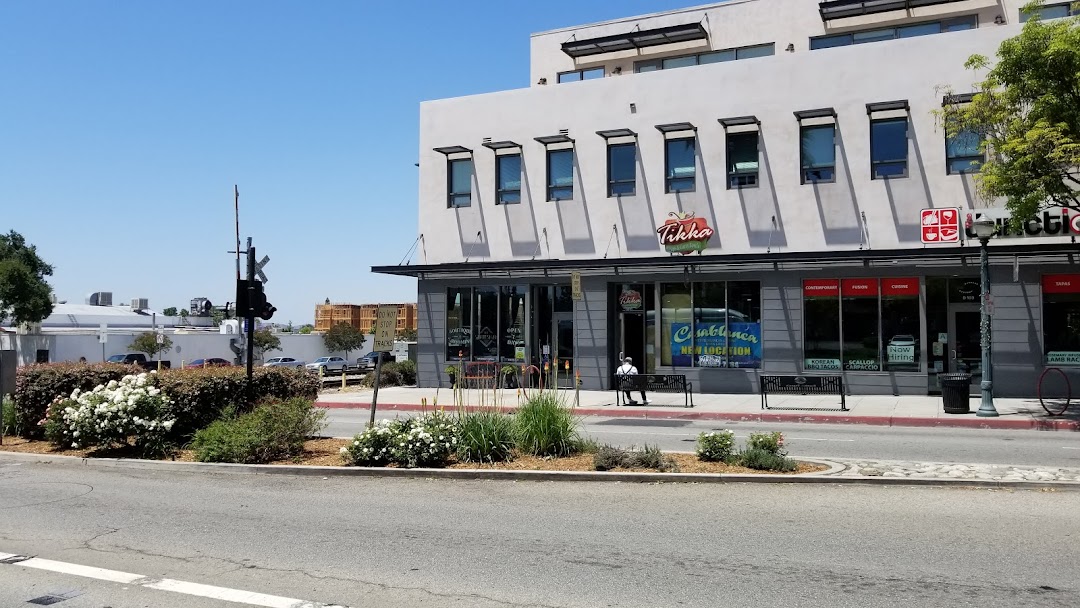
[940,373,972,414]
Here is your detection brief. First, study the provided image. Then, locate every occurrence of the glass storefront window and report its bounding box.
[660,281,761,368]
[726,281,762,369]
[661,284,692,366]
[803,280,841,371]
[882,278,920,372]
[693,282,727,366]
[446,288,472,360]
[841,279,880,371]
[500,286,527,362]
[1043,274,1080,366]
[472,287,499,361]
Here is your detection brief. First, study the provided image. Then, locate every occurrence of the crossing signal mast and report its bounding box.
[237,241,275,404]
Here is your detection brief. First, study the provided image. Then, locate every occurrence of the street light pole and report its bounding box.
[973,218,998,417]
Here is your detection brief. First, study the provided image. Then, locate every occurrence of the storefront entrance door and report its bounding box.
[948,304,984,393]
[553,312,574,376]
[619,313,645,378]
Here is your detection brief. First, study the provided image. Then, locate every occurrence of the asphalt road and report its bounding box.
[324,409,1080,467]
[1,460,1078,608]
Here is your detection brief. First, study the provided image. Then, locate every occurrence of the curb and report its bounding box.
[316,401,1080,432]
[2,451,1076,491]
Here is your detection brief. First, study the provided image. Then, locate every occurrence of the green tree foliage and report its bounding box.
[323,322,364,359]
[396,327,418,341]
[298,324,314,334]
[0,230,54,325]
[162,307,178,317]
[129,331,173,358]
[940,3,1080,223]
[252,327,281,357]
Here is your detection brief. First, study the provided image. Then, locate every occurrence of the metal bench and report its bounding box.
[614,374,694,408]
[760,375,847,411]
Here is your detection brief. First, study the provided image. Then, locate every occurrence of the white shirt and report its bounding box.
[616,363,638,376]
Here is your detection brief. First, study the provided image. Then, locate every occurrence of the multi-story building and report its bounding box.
[374,0,1080,397]
[314,302,418,334]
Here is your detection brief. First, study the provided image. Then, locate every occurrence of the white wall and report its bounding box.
[418,0,1048,266]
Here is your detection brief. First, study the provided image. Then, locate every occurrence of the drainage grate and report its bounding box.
[27,597,66,605]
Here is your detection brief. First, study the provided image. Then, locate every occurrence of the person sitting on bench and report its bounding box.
[616,357,649,405]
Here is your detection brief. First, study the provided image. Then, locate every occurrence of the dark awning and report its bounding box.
[794,107,837,122]
[718,116,760,128]
[866,100,910,114]
[942,92,975,106]
[655,122,697,134]
[481,140,521,151]
[561,22,708,58]
[819,0,966,22]
[534,134,575,146]
[596,128,638,140]
[432,145,472,156]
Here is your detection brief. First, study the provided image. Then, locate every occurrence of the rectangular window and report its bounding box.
[726,281,763,369]
[496,154,521,204]
[870,118,908,178]
[499,285,526,361]
[882,278,921,372]
[800,124,836,184]
[841,279,880,371]
[665,137,696,193]
[635,60,661,73]
[633,43,772,73]
[1021,2,1079,22]
[446,288,472,360]
[557,67,605,83]
[945,126,984,174]
[699,49,736,64]
[546,149,574,201]
[472,287,499,361]
[447,159,472,208]
[735,43,775,59]
[727,131,759,189]
[660,281,762,369]
[811,34,852,49]
[899,22,941,38]
[607,143,636,197]
[810,15,978,49]
[854,28,895,44]
[1043,274,1080,365]
[661,284,693,367]
[803,280,841,371]
[662,55,697,70]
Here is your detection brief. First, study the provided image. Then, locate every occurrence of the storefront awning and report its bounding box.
[561,23,708,58]
[372,243,1080,278]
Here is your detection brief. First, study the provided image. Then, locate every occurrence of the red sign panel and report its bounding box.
[881,278,920,296]
[656,212,714,255]
[1042,274,1080,294]
[841,278,879,297]
[803,279,839,297]
[921,208,961,244]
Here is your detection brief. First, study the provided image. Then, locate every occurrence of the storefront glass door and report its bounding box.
[554,312,574,378]
[948,305,984,392]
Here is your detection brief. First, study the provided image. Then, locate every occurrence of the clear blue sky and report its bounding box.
[2,0,695,325]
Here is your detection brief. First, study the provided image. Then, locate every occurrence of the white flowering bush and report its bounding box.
[44,372,176,457]
[696,430,736,462]
[341,413,458,468]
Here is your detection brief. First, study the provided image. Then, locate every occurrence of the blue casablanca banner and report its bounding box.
[670,322,762,368]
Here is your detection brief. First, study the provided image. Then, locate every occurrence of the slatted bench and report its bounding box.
[614,374,694,408]
[760,375,847,412]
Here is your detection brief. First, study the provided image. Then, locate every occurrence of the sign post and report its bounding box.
[368,304,399,428]
[98,323,108,362]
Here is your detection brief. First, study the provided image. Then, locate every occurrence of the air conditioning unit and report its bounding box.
[88,292,113,307]
[190,297,210,317]
[131,298,150,311]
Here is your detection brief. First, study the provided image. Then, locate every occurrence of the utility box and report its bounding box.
[0,350,15,399]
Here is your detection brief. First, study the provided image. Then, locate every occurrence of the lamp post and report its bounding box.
[971,216,998,417]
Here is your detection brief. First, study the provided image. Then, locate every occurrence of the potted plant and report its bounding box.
[444,364,458,388]
[500,364,518,389]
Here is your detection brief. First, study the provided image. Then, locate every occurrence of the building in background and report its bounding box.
[374,0,1079,397]
[314,302,417,334]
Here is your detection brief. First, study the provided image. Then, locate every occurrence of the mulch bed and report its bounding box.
[0,437,824,474]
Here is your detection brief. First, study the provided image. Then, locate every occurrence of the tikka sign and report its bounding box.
[657,212,714,255]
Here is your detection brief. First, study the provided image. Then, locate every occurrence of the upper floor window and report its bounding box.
[727,131,759,189]
[448,158,473,208]
[800,124,836,184]
[557,68,604,83]
[665,138,696,193]
[1020,2,1080,21]
[547,149,574,200]
[945,127,984,174]
[635,43,774,73]
[870,118,909,178]
[810,15,976,49]
[496,154,521,204]
[607,143,636,197]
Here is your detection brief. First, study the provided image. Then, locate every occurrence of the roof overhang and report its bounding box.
[561,22,708,58]
[818,0,967,22]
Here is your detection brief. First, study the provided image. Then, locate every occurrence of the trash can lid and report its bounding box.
[939,373,973,380]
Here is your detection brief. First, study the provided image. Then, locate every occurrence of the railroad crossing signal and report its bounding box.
[256,255,270,283]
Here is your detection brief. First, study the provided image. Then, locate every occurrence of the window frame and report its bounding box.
[660,280,762,369]
[870,117,909,179]
[495,153,522,205]
[633,43,774,73]
[556,67,605,83]
[799,123,837,185]
[546,148,575,201]
[664,137,697,193]
[606,142,637,197]
[447,158,473,208]
[726,130,760,189]
[810,15,977,49]
[942,96,985,176]
[1020,2,1079,22]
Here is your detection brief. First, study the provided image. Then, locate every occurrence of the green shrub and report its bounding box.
[593,444,629,471]
[2,394,16,437]
[696,430,736,462]
[737,447,797,472]
[15,363,141,438]
[746,431,786,456]
[342,413,457,468]
[191,398,325,464]
[389,360,417,385]
[456,410,515,463]
[340,419,399,466]
[573,436,601,455]
[514,393,579,457]
[594,444,677,472]
[360,365,402,388]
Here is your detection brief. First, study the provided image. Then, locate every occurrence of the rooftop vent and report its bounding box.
[131,298,149,311]
[88,292,113,307]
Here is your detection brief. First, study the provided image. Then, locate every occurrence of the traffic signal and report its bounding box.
[236,280,250,318]
[246,280,276,321]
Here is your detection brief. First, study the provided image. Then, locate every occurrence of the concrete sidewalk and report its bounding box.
[318,386,1080,431]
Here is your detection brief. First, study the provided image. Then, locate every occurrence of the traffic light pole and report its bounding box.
[245,244,256,406]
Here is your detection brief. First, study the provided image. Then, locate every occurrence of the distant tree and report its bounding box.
[252,327,281,358]
[298,324,314,335]
[211,308,226,325]
[938,3,1080,224]
[0,230,54,325]
[324,322,364,359]
[129,331,173,359]
[396,327,418,341]
[179,309,190,323]
[162,307,178,317]
[282,320,295,333]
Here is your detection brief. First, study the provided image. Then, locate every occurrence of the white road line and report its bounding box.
[3,552,348,608]
[1063,447,1080,450]
[789,437,856,442]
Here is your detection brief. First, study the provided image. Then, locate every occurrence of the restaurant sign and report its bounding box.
[657,212,714,255]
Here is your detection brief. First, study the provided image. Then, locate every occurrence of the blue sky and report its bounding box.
[2,0,694,324]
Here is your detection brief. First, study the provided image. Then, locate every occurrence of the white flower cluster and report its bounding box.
[50,373,176,450]
[341,415,458,468]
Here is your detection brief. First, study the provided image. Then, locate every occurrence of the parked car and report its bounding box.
[306,356,349,373]
[106,353,172,371]
[185,358,232,369]
[263,356,306,368]
[356,351,394,372]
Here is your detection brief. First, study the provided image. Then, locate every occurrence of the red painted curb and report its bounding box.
[316,401,1080,431]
